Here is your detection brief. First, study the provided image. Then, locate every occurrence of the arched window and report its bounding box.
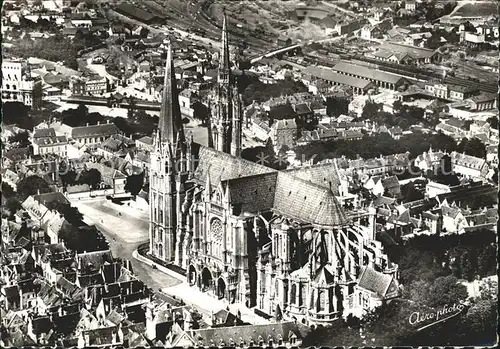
[290,283,297,304]
[210,218,223,260]
[317,289,326,312]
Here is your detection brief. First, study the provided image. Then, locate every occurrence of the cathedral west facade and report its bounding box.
[149,15,399,325]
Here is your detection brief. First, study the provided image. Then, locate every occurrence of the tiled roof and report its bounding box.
[357,266,393,296]
[445,118,466,129]
[272,119,297,130]
[226,172,278,214]
[33,192,71,207]
[333,62,406,85]
[188,321,302,346]
[193,145,277,186]
[137,136,153,145]
[269,104,296,119]
[33,135,68,146]
[34,128,56,138]
[450,151,486,170]
[379,41,436,59]
[283,162,341,195]
[294,103,312,115]
[306,66,375,89]
[382,176,399,189]
[71,123,120,139]
[273,172,348,227]
[441,205,463,219]
[194,145,347,226]
[468,92,497,103]
[77,250,113,271]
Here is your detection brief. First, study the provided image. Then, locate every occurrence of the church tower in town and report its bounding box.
[149,43,189,263]
[210,13,243,157]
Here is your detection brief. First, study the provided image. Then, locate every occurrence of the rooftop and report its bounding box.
[333,62,407,85]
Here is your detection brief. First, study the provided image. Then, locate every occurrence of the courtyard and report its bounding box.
[71,197,182,291]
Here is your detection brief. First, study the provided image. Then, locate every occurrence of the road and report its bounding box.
[71,198,182,291]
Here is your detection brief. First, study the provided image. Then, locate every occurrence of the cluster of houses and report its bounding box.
[2,119,150,200]
[328,145,498,240]
[0,190,305,347]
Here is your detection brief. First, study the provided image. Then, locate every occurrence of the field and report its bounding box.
[208,0,335,41]
[453,1,497,17]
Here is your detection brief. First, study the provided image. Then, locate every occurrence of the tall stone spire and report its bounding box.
[218,11,230,84]
[159,42,184,145]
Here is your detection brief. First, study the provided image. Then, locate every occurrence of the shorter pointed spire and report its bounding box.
[204,172,211,200]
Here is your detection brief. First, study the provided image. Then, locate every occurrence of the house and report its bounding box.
[405,1,417,12]
[2,169,20,191]
[186,321,304,347]
[486,145,498,164]
[381,176,401,198]
[135,136,153,152]
[70,122,120,146]
[449,151,489,179]
[435,118,468,139]
[449,84,477,101]
[270,119,297,150]
[84,162,127,195]
[388,126,403,139]
[95,135,135,159]
[178,89,198,118]
[467,93,497,111]
[335,18,367,35]
[441,204,469,234]
[69,75,107,96]
[32,128,69,157]
[374,42,441,65]
[414,147,445,173]
[360,25,382,40]
[348,266,399,318]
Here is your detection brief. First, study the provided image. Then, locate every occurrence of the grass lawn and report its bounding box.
[454,2,497,17]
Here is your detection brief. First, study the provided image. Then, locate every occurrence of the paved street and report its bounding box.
[71,198,182,291]
[164,283,270,325]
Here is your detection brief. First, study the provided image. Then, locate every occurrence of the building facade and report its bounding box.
[1,59,43,110]
[69,75,108,96]
[208,15,243,158]
[148,20,399,326]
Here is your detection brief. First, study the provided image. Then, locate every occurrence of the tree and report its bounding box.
[400,181,424,202]
[2,102,30,128]
[427,275,468,308]
[16,175,51,201]
[46,201,84,225]
[79,168,102,189]
[457,137,486,158]
[486,116,498,130]
[326,96,348,117]
[4,198,22,218]
[393,100,403,113]
[139,27,150,38]
[192,102,210,125]
[361,101,382,120]
[8,131,31,148]
[477,244,496,276]
[124,173,144,195]
[1,182,16,199]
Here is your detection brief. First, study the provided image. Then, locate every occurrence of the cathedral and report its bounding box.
[149,15,399,325]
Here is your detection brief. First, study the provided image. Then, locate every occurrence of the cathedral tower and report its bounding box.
[210,13,243,157]
[149,43,188,262]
